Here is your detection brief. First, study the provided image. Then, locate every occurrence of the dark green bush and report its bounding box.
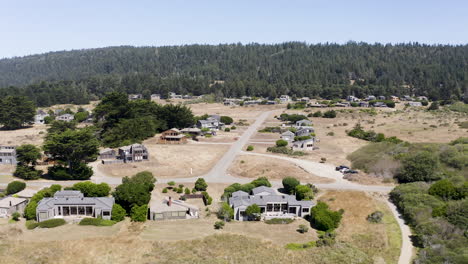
[111,204,126,222]
[265,218,294,224]
[214,221,225,229]
[37,219,66,228]
[6,181,26,195]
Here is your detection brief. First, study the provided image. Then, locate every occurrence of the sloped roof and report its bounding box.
[0,197,27,208]
[37,195,114,211]
[231,190,249,197]
[251,186,276,195]
[281,131,295,136]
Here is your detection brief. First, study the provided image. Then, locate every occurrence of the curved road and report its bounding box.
[1,109,413,264]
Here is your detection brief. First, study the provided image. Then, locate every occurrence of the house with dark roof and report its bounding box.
[149,196,199,220]
[281,131,295,142]
[228,186,315,221]
[118,144,149,162]
[295,119,313,127]
[197,115,225,130]
[295,127,314,138]
[291,138,315,151]
[36,191,114,222]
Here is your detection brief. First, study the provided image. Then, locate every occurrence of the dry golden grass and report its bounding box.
[319,190,401,264]
[98,139,229,178]
[228,155,333,183]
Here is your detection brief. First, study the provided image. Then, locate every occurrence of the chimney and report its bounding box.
[9,201,12,207]
[167,197,172,207]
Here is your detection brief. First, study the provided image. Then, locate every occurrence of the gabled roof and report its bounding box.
[231,190,249,197]
[281,131,295,137]
[0,197,27,208]
[251,186,276,195]
[37,192,114,211]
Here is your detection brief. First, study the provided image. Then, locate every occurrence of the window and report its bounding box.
[281,204,288,212]
[155,213,163,219]
[58,207,62,215]
[63,207,70,216]
[78,206,85,215]
[274,204,281,212]
[86,207,93,216]
[102,211,110,216]
[39,212,47,220]
[260,207,265,213]
[266,204,273,212]
[171,212,179,217]
[70,206,77,215]
[178,212,186,217]
[302,208,309,213]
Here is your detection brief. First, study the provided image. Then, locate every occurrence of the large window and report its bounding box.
[274,204,281,212]
[78,206,85,215]
[70,206,77,215]
[302,208,309,213]
[281,204,288,212]
[171,212,179,217]
[63,207,70,216]
[86,207,93,216]
[155,213,163,219]
[267,204,273,212]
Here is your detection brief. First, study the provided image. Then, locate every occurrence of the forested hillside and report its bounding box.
[0,42,467,106]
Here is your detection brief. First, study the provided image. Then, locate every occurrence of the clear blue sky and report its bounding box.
[1,0,467,58]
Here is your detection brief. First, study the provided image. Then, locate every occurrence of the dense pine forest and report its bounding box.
[0,42,467,106]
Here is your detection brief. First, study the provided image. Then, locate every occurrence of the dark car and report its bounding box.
[344,169,358,174]
[335,165,349,171]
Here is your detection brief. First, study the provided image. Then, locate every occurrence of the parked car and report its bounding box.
[335,165,349,171]
[344,169,358,174]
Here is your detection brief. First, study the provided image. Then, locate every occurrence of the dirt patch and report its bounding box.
[0,125,47,146]
[228,155,333,183]
[98,138,229,178]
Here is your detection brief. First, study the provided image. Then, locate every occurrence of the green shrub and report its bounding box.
[310,202,343,231]
[266,146,290,154]
[214,221,225,229]
[220,116,234,124]
[111,204,126,222]
[297,224,309,233]
[217,202,234,221]
[294,136,311,141]
[366,211,384,223]
[250,176,272,187]
[231,126,237,130]
[184,187,190,194]
[285,241,315,250]
[79,218,116,226]
[275,139,288,147]
[6,181,26,195]
[295,185,314,200]
[323,110,337,118]
[282,177,300,194]
[428,179,459,200]
[246,145,254,151]
[396,151,440,183]
[130,204,148,222]
[13,164,42,180]
[224,127,231,132]
[312,111,322,117]
[168,181,175,186]
[68,181,111,197]
[162,188,168,193]
[11,212,20,221]
[265,218,294,224]
[245,204,261,220]
[37,219,66,228]
[194,178,208,191]
[26,220,39,230]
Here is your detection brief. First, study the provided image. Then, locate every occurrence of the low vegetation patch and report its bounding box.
[79,218,116,226]
[347,123,403,143]
[285,241,316,250]
[258,126,281,133]
[28,219,67,229]
[265,218,294,224]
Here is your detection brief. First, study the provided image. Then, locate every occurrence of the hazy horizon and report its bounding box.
[2,0,467,59]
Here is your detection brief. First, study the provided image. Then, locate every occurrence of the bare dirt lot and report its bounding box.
[228,155,333,183]
[98,138,230,178]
